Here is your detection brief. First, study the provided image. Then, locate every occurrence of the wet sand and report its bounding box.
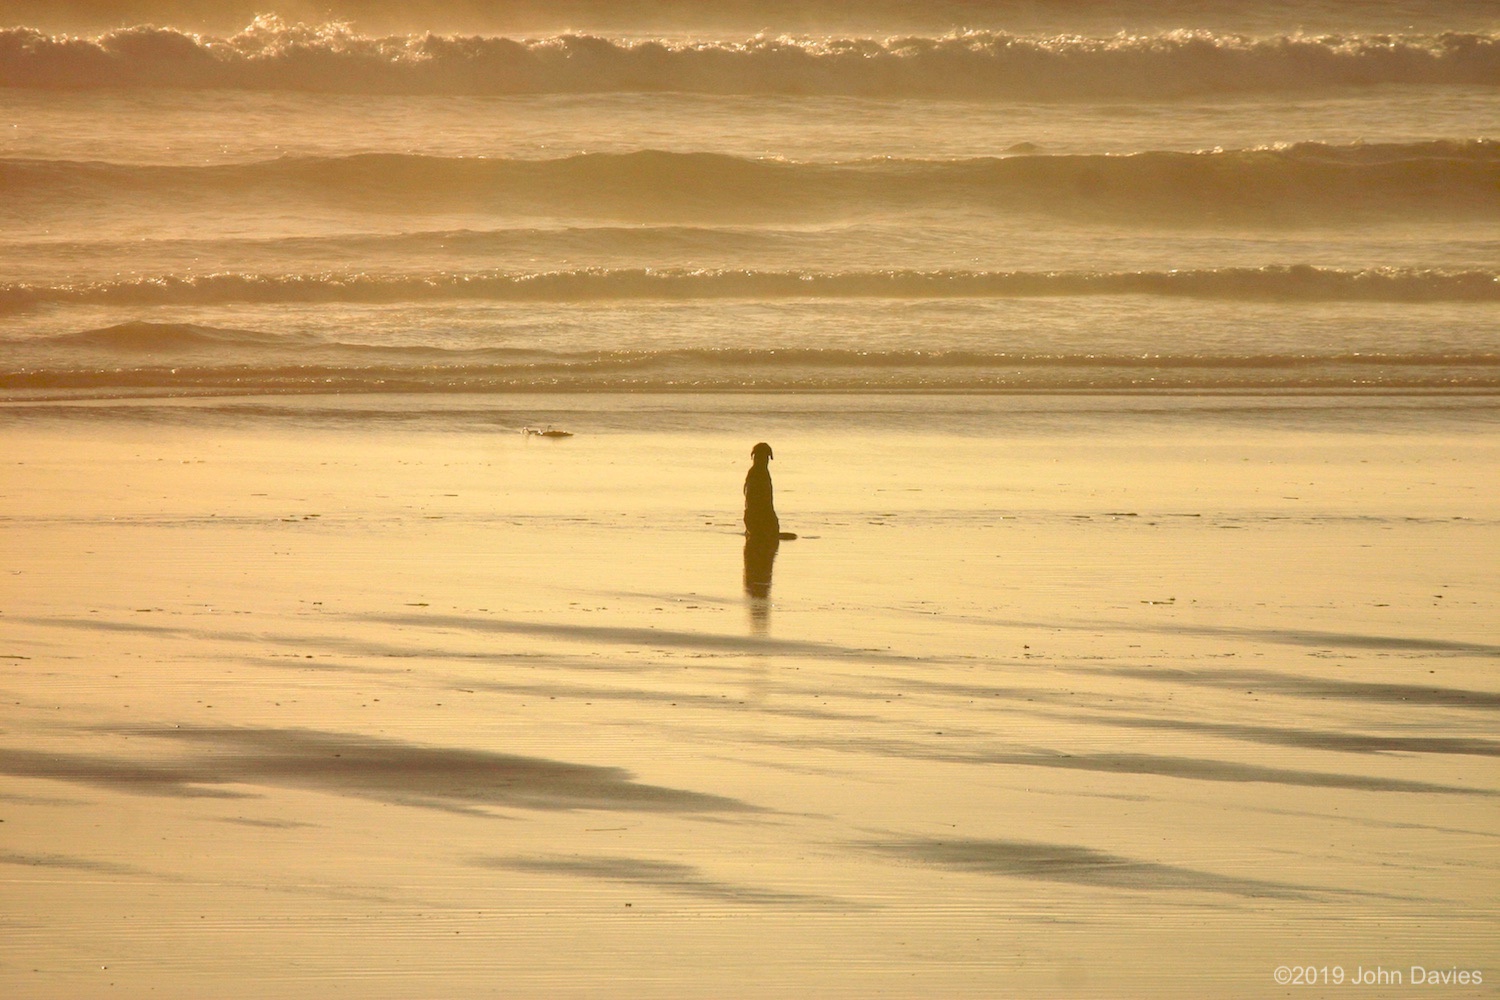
[2,396,1498,998]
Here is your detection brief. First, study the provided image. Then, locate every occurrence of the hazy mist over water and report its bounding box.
[2,0,1497,406]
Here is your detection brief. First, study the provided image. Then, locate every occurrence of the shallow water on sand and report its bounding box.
[2,398,1496,997]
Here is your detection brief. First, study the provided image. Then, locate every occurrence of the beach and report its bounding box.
[3,394,1496,997]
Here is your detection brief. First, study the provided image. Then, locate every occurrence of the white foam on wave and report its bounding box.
[4,19,1497,96]
[4,266,1497,315]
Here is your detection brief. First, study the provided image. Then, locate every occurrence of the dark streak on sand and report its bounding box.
[1056,712,1500,757]
[477,855,855,908]
[0,727,749,814]
[0,748,254,799]
[1141,623,1500,658]
[0,848,432,907]
[0,851,163,878]
[955,750,1494,796]
[756,737,1492,797]
[458,676,883,723]
[1080,665,1500,710]
[13,612,912,665]
[364,612,907,660]
[867,838,1338,900]
[925,612,1500,659]
[219,816,316,829]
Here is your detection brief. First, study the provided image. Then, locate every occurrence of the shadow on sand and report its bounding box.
[476,854,855,909]
[756,734,1494,797]
[866,838,1352,900]
[1046,711,1500,757]
[0,726,751,815]
[1069,664,1500,710]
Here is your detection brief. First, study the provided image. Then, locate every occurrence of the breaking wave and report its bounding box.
[6,331,1497,395]
[4,267,1497,315]
[3,20,1498,97]
[48,320,319,350]
[7,142,1498,222]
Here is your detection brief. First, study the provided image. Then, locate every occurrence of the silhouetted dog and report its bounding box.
[743,442,779,538]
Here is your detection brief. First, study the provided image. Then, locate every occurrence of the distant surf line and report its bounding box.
[4,266,1498,315]
[6,343,1498,397]
[4,21,1498,97]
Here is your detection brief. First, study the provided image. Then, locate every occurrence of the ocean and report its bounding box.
[2,2,1498,418]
